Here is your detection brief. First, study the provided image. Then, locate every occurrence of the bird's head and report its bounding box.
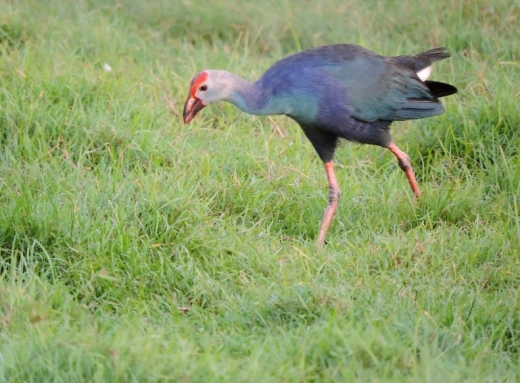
[183,70,233,124]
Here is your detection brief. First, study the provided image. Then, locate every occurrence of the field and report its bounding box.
[1,0,519,381]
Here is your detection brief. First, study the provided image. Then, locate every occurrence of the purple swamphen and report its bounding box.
[183,44,457,246]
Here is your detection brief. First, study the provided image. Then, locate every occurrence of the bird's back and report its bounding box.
[257,44,453,125]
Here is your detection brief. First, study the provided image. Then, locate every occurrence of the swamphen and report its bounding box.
[183,44,457,246]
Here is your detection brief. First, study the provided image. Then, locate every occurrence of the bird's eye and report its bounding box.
[199,85,208,91]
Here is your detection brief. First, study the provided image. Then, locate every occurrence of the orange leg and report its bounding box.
[387,142,420,198]
[316,161,340,247]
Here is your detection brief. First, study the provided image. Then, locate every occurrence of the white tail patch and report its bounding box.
[416,66,432,81]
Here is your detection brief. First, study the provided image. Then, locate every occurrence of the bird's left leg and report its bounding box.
[387,142,420,198]
[316,161,340,247]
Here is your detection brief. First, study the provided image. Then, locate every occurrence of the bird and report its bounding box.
[183,44,457,246]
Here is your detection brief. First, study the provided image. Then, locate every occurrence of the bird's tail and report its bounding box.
[414,47,451,63]
[416,48,457,97]
[392,47,453,81]
[425,80,458,98]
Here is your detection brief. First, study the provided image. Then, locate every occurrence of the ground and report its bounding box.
[0,0,519,381]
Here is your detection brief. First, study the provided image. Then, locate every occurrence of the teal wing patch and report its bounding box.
[323,57,444,122]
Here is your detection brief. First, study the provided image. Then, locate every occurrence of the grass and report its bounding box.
[0,0,519,381]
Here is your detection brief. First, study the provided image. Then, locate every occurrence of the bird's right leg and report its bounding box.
[316,161,340,247]
[387,142,420,198]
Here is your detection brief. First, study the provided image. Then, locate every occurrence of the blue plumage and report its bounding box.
[183,44,457,246]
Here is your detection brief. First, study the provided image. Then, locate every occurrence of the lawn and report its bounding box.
[0,0,519,381]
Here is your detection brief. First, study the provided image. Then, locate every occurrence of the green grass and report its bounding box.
[1,0,519,381]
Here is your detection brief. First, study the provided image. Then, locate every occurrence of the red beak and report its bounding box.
[183,96,206,124]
